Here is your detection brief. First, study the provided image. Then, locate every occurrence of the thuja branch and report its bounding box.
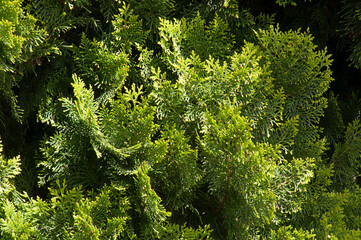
[215,157,232,214]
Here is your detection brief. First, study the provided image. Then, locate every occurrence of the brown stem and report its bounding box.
[215,158,232,213]
[215,191,228,213]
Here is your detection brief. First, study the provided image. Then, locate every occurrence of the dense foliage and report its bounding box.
[1,0,361,239]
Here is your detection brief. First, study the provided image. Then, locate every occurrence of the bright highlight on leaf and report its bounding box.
[1,0,361,239]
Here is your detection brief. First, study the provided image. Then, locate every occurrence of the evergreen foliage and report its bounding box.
[340,0,361,69]
[1,0,361,239]
[0,0,48,120]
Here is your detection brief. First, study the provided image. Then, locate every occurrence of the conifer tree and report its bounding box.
[1,0,361,239]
